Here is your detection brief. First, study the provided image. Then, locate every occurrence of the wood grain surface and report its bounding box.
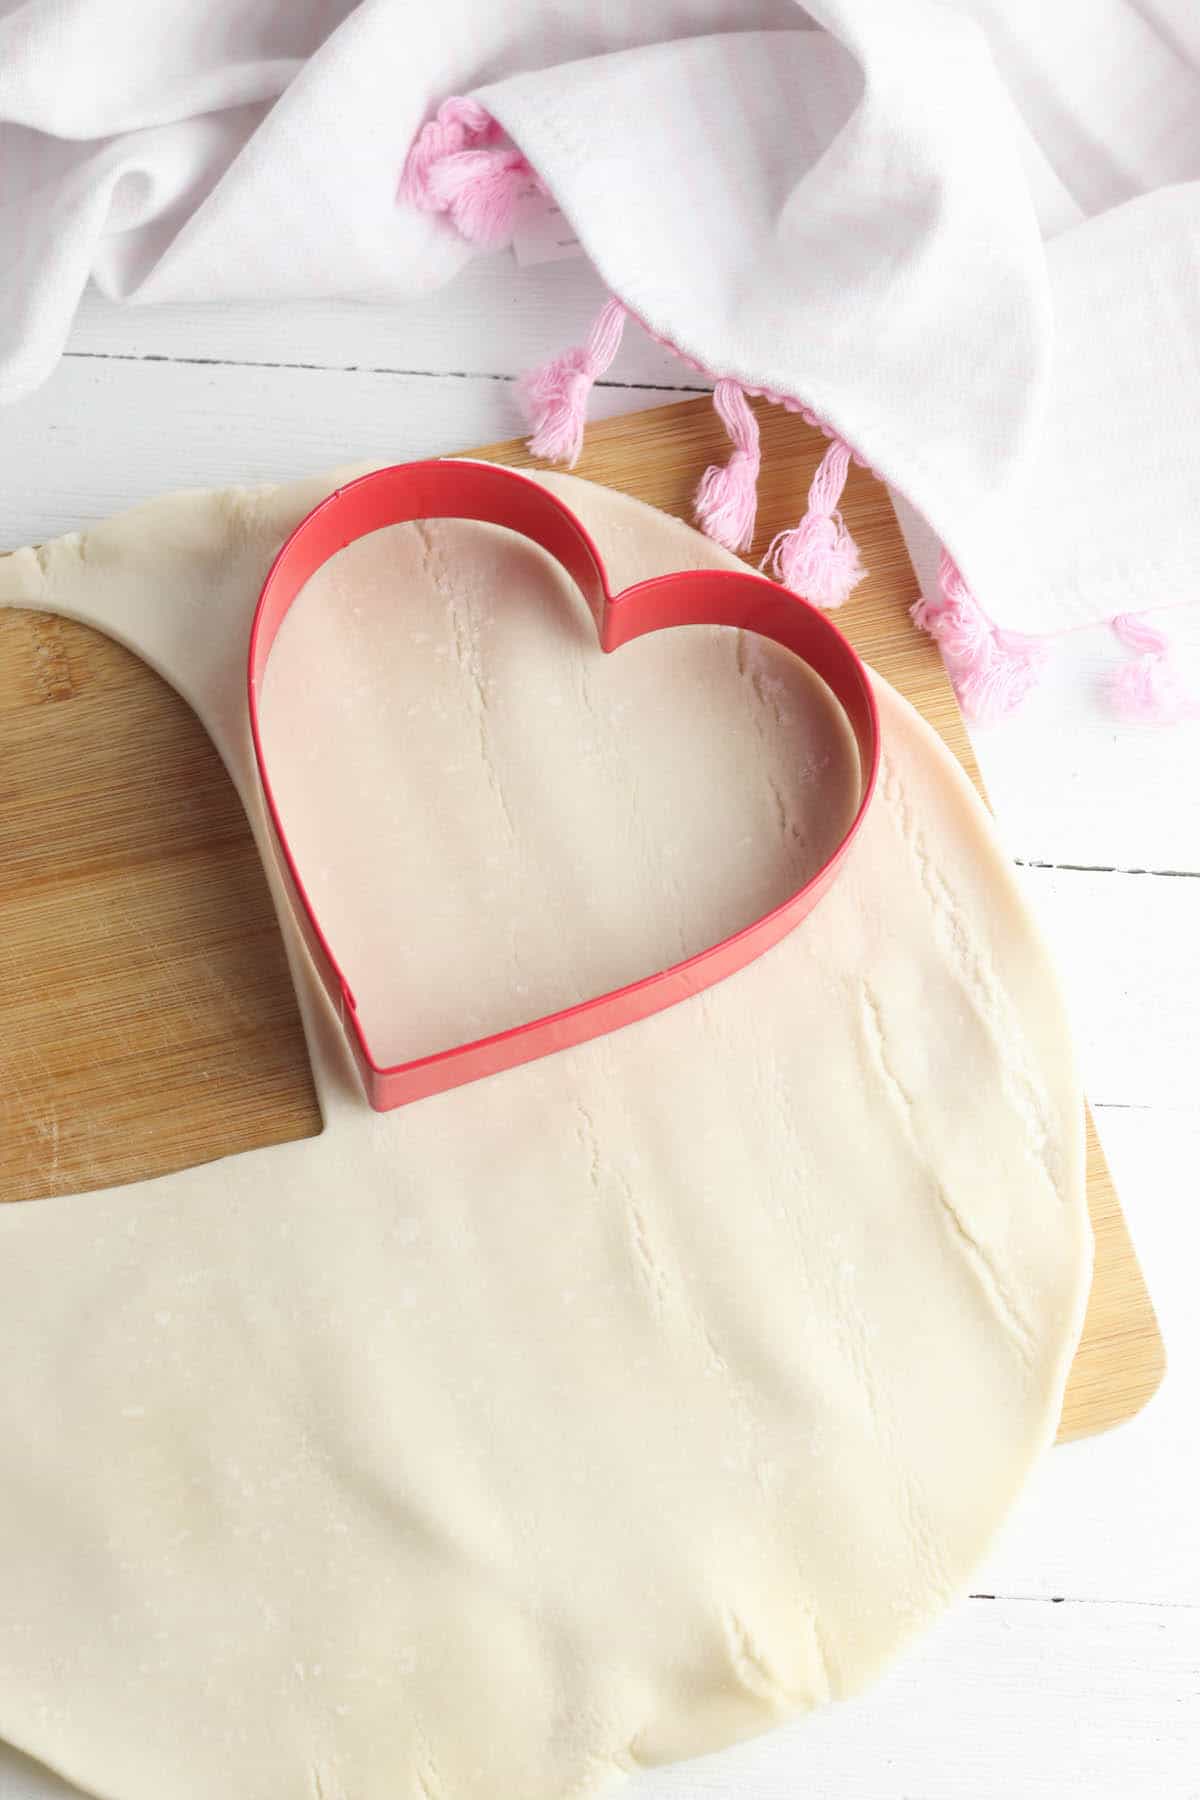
[0,395,1163,1442]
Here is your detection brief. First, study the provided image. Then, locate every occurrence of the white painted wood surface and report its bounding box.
[1,253,1196,1800]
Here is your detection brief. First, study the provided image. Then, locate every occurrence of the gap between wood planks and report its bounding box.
[63,348,711,392]
[968,1592,1197,1611]
[1017,859,1200,880]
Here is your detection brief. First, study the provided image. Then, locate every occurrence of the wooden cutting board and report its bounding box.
[0,396,1164,1440]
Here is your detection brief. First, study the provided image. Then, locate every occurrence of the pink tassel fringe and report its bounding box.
[761,438,865,608]
[400,96,532,247]
[518,299,626,467]
[1107,613,1200,723]
[693,381,761,552]
[911,552,1047,722]
[401,99,1148,727]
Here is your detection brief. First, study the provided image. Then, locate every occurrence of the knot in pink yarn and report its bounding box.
[1107,613,1200,723]
[912,552,1046,722]
[763,510,863,608]
[693,381,761,552]
[400,97,531,247]
[425,146,531,247]
[401,96,496,204]
[761,437,866,609]
[519,300,627,468]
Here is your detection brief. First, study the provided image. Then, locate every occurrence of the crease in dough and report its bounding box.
[856,977,1038,1366]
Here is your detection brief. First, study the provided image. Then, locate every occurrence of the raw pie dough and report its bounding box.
[0,469,1091,1800]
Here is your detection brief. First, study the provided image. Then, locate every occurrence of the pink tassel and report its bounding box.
[1107,613,1200,723]
[761,438,865,607]
[401,97,497,200]
[693,381,761,552]
[518,299,627,467]
[910,553,992,661]
[400,96,532,248]
[911,551,1047,722]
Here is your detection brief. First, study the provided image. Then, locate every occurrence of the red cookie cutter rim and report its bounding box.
[248,459,880,1112]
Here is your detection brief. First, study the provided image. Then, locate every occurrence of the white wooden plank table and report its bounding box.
[1,255,1196,1800]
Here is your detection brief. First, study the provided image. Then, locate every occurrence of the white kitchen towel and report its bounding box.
[3,0,1200,715]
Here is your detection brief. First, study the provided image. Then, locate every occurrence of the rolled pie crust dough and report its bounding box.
[0,469,1091,1800]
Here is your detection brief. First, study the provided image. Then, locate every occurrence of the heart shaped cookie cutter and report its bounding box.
[248,459,880,1111]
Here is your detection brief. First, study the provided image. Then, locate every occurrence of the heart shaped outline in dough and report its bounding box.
[248,459,880,1111]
